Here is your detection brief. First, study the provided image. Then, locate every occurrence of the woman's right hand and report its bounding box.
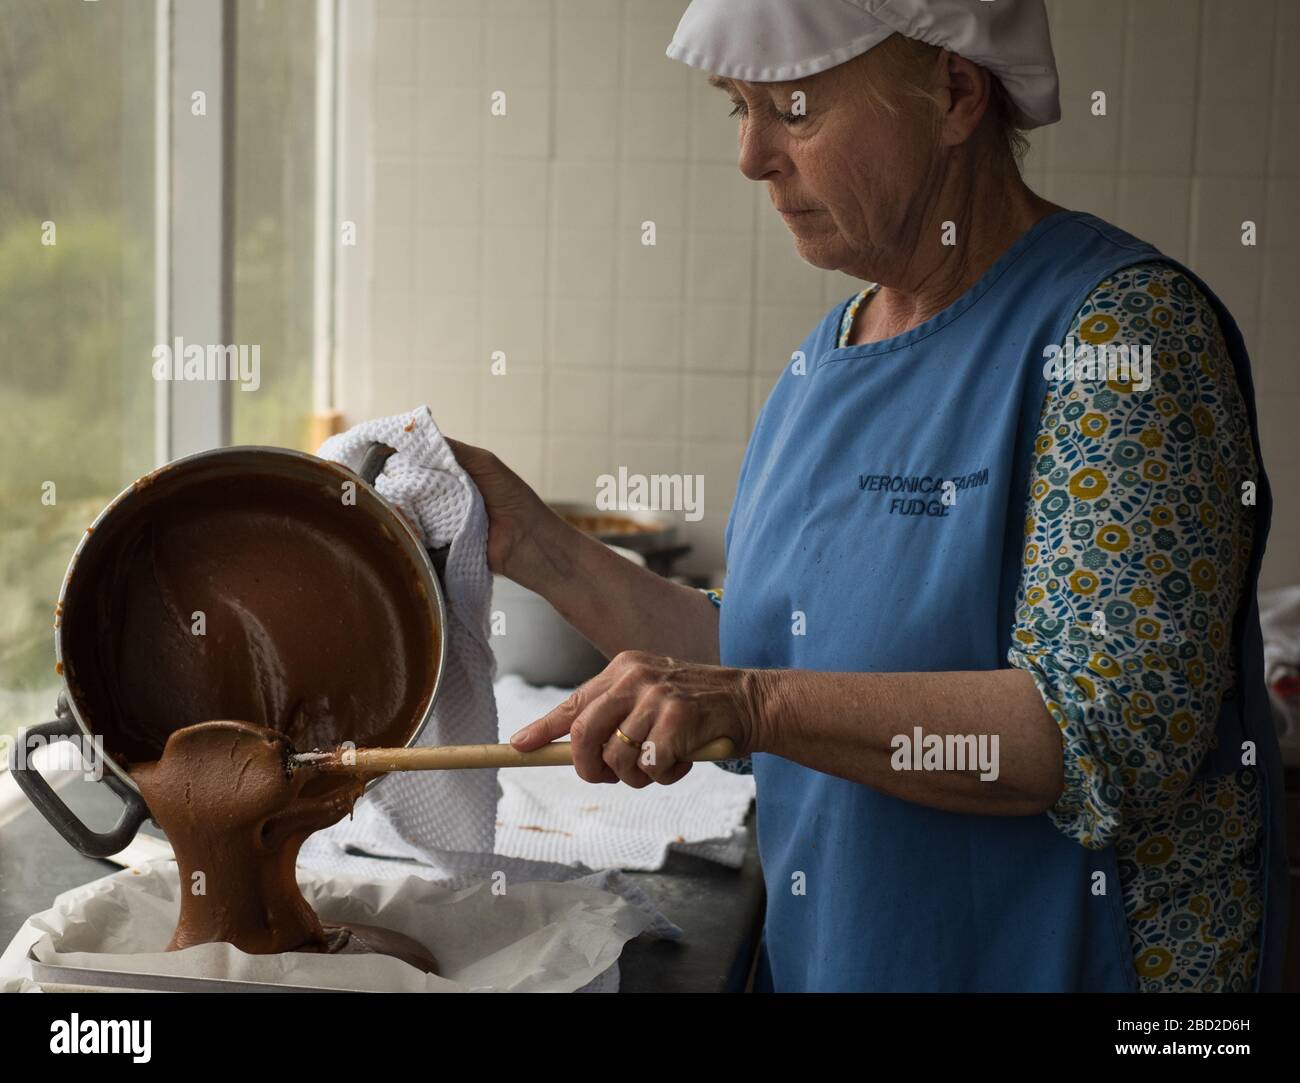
[444,437,571,589]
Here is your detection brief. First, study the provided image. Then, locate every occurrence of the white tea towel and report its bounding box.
[493,675,756,870]
[1260,586,1300,685]
[301,405,500,865]
[1259,586,1300,754]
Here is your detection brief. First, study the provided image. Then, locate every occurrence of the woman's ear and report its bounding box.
[936,49,992,148]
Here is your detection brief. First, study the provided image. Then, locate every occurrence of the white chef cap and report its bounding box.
[666,0,1060,129]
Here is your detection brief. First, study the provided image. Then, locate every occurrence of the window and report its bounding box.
[0,1,156,736]
[0,0,333,738]
[231,0,318,451]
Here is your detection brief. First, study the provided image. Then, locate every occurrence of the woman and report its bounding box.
[451,0,1286,992]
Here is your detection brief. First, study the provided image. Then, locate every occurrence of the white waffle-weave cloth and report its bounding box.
[301,405,501,865]
[492,675,756,870]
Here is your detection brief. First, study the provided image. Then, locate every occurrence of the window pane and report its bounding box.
[0,1,155,737]
[230,0,318,451]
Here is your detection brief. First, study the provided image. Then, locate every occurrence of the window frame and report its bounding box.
[159,0,340,463]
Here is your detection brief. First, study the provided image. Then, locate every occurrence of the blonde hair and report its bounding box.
[856,34,1030,166]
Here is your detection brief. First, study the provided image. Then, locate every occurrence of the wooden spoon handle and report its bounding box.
[312,737,737,773]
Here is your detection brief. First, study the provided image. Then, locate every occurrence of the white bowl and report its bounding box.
[489,546,645,688]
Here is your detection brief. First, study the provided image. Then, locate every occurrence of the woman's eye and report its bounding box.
[727,100,747,119]
[776,111,807,125]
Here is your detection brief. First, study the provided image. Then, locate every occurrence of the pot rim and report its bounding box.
[53,444,449,795]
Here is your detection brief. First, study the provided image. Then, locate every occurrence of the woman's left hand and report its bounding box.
[509,651,763,786]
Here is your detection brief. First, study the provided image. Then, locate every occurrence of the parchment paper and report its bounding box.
[0,859,655,992]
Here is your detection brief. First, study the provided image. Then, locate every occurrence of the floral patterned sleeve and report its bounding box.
[1007,261,1257,851]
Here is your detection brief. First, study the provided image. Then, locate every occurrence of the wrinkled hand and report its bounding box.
[445,436,558,581]
[510,651,762,787]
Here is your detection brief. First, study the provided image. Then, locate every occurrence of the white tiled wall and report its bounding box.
[350,0,1299,587]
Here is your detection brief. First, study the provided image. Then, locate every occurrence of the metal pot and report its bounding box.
[9,443,448,858]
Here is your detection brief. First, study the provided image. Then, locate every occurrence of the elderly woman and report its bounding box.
[451,0,1286,991]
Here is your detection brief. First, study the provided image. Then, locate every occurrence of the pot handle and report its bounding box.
[357,441,397,488]
[8,714,150,858]
[357,441,451,579]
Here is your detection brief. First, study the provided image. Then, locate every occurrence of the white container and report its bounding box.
[490,546,645,688]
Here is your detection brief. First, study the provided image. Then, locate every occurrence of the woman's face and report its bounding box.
[715,49,969,282]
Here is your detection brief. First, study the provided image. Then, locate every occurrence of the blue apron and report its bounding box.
[720,211,1287,992]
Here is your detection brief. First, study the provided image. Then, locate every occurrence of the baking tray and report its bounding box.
[28,949,346,993]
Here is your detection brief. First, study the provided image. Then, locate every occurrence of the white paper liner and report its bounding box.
[0,860,656,993]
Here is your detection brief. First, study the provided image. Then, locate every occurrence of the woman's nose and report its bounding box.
[737,122,783,182]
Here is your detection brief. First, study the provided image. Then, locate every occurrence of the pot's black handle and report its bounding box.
[357,441,451,580]
[8,714,150,858]
[358,442,397,488]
